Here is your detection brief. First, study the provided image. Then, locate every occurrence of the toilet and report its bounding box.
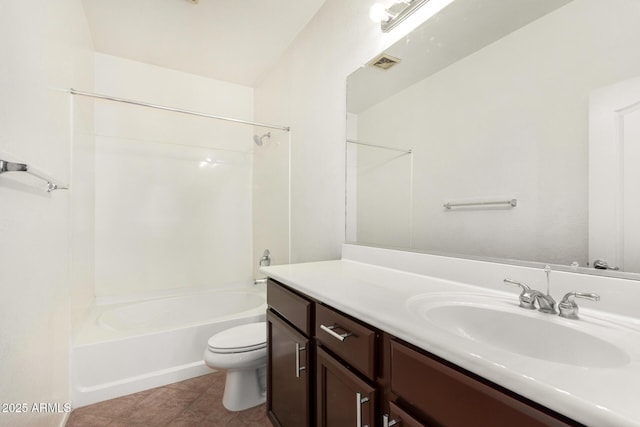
[203,322,267,411]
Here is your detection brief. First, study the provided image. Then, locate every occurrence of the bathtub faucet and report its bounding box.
[259,249,271,267]
[254,249,271,285]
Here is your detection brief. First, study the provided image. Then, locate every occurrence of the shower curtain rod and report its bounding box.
[69,88,290,132]
[347,139,412,154]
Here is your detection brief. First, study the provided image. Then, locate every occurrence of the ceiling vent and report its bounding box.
[368,53,401,71]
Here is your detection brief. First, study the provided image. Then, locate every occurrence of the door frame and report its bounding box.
[589,76,640,270]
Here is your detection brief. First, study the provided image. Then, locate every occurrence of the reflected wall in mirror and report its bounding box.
[346,0,640,277]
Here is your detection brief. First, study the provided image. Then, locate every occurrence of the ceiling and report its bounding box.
[81,0,326,87]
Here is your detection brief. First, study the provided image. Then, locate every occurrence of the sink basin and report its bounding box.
[406,293,631,368]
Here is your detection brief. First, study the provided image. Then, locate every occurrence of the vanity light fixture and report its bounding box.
[370,0,430,33]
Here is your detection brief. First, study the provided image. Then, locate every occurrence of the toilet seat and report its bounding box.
[207,322,266,354]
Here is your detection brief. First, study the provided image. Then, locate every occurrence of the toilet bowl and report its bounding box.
[203,322,267,411]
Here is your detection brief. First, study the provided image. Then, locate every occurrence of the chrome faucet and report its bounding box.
[530,290,557,314]
[558,292,600,320]
[503,279,557,314]
[259,249,271,267]
[503,279,536,309]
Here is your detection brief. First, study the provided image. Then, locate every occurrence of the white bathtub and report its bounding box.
[71,283,266,408]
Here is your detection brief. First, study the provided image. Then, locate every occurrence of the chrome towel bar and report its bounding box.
[0,159,68,192]
[444,198,517,209]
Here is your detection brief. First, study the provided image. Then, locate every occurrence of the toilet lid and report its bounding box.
[207,322,266,354]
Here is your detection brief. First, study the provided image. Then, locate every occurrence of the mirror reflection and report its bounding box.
[346,0,640,277]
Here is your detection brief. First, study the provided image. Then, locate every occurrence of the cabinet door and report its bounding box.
[267,309,311,427]
[390,340,578,427]
[317,347,376,427]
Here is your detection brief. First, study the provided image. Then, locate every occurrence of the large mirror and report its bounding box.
[346,0,640,279]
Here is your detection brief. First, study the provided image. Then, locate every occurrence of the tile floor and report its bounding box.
[66,371,271,427]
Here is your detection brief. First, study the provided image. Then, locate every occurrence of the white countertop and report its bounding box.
[262,254,640,427]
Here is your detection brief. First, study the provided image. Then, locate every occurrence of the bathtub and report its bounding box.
[71,283,266,408]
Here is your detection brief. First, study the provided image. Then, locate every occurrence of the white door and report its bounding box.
[589,76,640,272]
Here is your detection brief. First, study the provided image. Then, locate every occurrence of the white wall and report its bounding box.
[254,0,455,262]
[354,0,640,266]
[89,54,256,298]
[0,1,93,426]
[71,67,96,338]
[353,143,413,248]
[252,128,291,276]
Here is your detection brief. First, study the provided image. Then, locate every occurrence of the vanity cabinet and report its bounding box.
[266,280,313,427]
[266,278,582,427]
[388,339,578,427]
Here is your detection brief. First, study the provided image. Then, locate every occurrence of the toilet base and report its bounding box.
[222,365,267,411]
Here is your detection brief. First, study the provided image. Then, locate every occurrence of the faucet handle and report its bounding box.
[259,249,271,267]
[503,279,536,309]
[558,292,600,320]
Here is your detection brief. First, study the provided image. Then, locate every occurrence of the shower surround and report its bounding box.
[70,53,288,407]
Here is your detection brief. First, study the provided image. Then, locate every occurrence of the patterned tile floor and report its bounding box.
[66,371,271,427]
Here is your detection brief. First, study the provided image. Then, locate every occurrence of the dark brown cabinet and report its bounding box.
[267,310,311,427]
[316,347,376,427]
[388,339,577,427]
[267,280,314,427]
[266,278,582,427]
[314,303,379,427]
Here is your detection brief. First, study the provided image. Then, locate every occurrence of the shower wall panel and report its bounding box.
[94,135,253,297]
[91,54,255,298]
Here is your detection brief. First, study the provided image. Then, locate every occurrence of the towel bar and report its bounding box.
[0,159,68,192]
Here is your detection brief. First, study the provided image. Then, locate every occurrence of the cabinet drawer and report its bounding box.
[390,340,576,427]
[315,304,377,380]
[267,279,313,336]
